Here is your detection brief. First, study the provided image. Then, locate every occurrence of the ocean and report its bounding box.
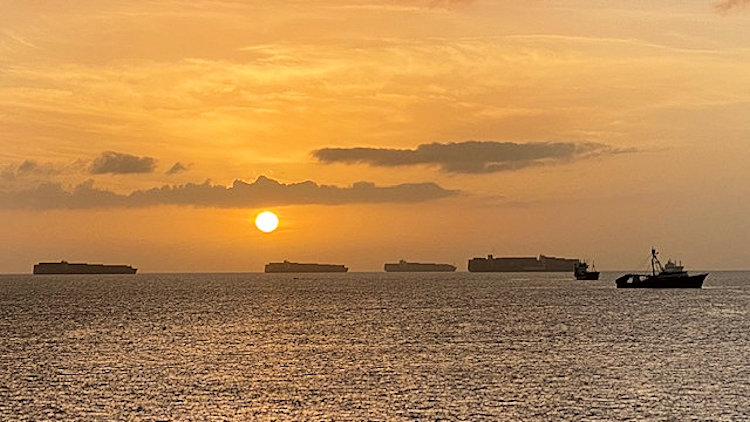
[0,272,747,420]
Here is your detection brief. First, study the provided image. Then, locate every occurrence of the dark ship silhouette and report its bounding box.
[384,260,456,272]
[265,260,348,273]
[33,261,137,274]
[616,249,707,288]
[574,261,600,280]
[468,254,579,272]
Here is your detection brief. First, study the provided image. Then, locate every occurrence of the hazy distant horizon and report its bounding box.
[6,261,748,274]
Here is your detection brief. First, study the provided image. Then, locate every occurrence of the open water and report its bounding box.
[0,272,748,420]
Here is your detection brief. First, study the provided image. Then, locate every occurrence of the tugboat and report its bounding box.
[615,249,707,288]
[574,261,600,280]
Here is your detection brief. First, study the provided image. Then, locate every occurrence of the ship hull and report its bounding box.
[575,271,600,280]
[384,263,456,272]
[265,262,348,273]
[616,273,707,288]
[33,262,137,275]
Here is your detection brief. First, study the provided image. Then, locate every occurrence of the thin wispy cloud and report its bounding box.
[314,141,628,174]
[90,151,156,175]
[402,0,474,9]
[424,0,474,7]
[714,0,750,13]
[0,175,458,210]
[309,0,474,12]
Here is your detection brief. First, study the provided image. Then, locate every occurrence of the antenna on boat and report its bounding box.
[650,248,664,275]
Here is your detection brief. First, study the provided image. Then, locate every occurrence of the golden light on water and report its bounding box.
[255,211,279,233]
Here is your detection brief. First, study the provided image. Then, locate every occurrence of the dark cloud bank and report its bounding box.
[90,151,156,174]
[1,160,62,181]
[314,141,628,174]
[3,153,158,181]
[0,176,457,210]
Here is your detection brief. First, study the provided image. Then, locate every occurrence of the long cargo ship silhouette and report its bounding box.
[468,254,579,272]
[33,261,137,274]
[384,260,456,272]
[264,260,348,273]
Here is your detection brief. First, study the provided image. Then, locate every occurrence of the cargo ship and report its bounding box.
[384,260,456,272]
[264,260,348,273]
[33,261,137,275]
[468,254,579,272]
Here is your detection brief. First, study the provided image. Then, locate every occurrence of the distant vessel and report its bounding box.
[468,254,579,272]
[264,260,348,273]
[574,261,600,280]
[615,249,707,288]
[33,261,137,275]
[384,260,456,272]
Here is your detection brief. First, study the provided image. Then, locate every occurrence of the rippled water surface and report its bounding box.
[1,272,748,420]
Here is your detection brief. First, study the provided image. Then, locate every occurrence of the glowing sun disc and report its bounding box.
[255,211,279,233]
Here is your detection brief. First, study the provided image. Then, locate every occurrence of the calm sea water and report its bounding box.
[0,272,747,420]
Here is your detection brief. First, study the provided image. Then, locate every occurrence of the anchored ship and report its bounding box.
[468,254,579,272]
[33,261,137,275]
[264,260,348,273]
[384,260,456,272]
[616,249,707,288]
[574,261,600,280]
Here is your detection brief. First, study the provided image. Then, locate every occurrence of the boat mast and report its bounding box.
[651,249,657,276]
[650,248,663,276]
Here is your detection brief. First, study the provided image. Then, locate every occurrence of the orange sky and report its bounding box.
[1,0,749,272]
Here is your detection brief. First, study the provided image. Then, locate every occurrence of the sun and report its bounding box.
[255,211,279,233]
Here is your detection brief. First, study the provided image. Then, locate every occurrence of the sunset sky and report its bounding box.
[1,0,749,272]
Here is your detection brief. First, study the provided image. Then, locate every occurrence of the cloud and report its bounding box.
[310,0,474,11]
[166,162,190,175]
[410,0,474,8]
[90,151,156,174]
[1,160,63,181]
[314,141,627,174]
[714,0,750,13]
[0,175,458,210]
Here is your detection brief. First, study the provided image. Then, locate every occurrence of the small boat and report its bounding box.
[574,261,599,280]
[616,249,707,288]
